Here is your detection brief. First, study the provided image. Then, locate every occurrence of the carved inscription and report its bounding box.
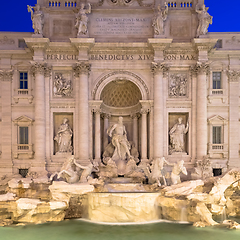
[90,16,152,36]
[89,54,153,61]
[164,54,196,61]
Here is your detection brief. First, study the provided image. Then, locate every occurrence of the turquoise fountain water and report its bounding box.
[1,220,240,240]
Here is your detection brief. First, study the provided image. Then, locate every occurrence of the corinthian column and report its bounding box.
[228,70,240,168]
[193,62,209,159]
[31,63,50,168]
[140,109,148,160]
[151,63,168,159]
[73,62,91,164]
[0,70,13,175]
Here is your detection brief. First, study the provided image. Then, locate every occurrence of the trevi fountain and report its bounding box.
[0,116,240,239]
[1,0,240,239]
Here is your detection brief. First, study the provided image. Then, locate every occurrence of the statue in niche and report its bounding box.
[27,4,44,35]
[75,3,91,36]
[171,160,187,185]
[196,4,213,37]
[53,73,72,97]
[169,117,189,154]
[104,116,133,175]
[54,118,73,154]
[152,2,168,35]
[108,116,132,159]
[169,74,187,97]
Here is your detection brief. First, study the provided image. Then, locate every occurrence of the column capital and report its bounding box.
[73,62,91,77]
[151,62,169,74]
[30,61,51,76]
[130,113,140,119]
[0,69,14,81]
[191,62,210,75]
[227,70,240,82]
[89,100,103,113]
[140,100,152,113]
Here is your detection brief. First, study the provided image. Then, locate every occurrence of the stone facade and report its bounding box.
[0,0,239,178]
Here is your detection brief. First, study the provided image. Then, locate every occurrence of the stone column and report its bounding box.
[151,63,168,159]
[94,109,101,161]
[194,62,209,159]
[0,70,13,175]
[103,114,110,150]
[131,114,139,150]
[31,63,50,171]
[140,109,148,160]
[73,63,91,164]
[149,101,154,160]
[228,70,240,168]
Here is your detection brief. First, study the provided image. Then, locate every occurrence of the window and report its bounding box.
[19,72,28,89]
[215,39,222,49]
[19,127,28,144]
[212,126,222,144]
[213,168,222,176]
[212,72,221,89]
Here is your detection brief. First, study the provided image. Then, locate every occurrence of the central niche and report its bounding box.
[100,80,142,107]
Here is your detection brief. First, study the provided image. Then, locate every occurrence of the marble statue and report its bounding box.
[196,4,213,37]
[54,118,73,154]
[75,3,91,36]
[50,156,79,183]
[53,73,72,97]
[171,160,187,185]
[107,116,132,161]
[169,117,189,154]
[124,157,145,180]
[73,159,99,183]
[152,2,168,35]
[145,157,170,186]
[27,4,44,35]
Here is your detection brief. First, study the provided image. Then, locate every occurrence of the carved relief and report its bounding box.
[53,73,73,97]
[169,73,188,97]
[0,36,15,45]
[107,0,134,5]
[226,36,240,45]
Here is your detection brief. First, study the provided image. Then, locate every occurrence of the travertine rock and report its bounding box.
[49,181,94,203]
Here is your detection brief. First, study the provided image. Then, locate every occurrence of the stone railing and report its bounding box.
[166,0,196,9]
[13,144,34,159]
[47,0,77,7]
[208,143,228,158]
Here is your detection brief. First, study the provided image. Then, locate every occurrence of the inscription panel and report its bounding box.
[89,13,153,38]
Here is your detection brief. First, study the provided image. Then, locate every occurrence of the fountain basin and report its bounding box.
[87,192,161,223]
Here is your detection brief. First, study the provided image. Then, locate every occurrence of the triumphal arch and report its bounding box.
[0,0,240,178]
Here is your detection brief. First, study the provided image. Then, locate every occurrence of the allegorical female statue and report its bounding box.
[27,4,44,35]
[54,118,73,154]
[196,4,213,37]
[169,117,189,154]
[152,2,168,35]
[75,3,91,36]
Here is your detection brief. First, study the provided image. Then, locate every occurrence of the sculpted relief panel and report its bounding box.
[169,73,188,98]
[53,72,73,98]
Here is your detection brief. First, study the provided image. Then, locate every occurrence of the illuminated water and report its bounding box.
[1,220,240,240]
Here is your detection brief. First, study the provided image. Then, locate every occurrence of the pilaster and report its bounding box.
[228,70,240,168]
[0,70,13,175]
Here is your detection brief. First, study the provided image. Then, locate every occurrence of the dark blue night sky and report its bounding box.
[0,0,239,33]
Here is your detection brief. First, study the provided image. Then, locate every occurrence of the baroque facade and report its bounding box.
[0,0,240,178]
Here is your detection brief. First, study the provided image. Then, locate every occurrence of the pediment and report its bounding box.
[13,115,34,125]
[208,115,227,124]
